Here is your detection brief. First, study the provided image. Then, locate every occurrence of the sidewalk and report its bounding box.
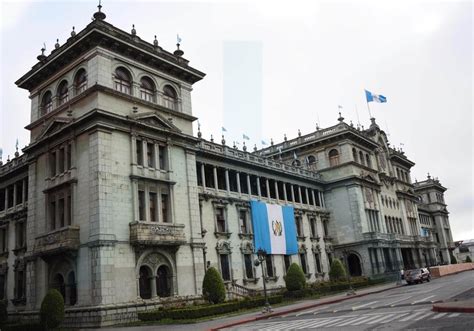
[432,287,474,314]
[88,282,399,331]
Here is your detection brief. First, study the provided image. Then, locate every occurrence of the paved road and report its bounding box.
[229,271,474,331]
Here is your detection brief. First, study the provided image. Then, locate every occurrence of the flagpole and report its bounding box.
[366,101,372,119]
[355,104,361,127]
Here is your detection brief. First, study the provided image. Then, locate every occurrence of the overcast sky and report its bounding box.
[1,0,472,240]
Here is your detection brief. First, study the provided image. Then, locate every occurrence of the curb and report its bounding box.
[208,284,401,330]
[432,304,474,314]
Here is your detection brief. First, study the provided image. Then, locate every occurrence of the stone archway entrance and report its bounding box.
[348,253,362,276]
[156,265,171,297]
[139,266,152,299]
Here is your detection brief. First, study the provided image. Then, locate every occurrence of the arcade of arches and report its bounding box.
[49,259,77,305]
[138,252,174,299]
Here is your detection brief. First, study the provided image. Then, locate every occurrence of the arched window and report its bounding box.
[352,148,358,162]
[74,69,87,95]
[67,271,77,305]
[396,168,400,179]
[40,91,53,116]
[140,76,155,102]
[365,154,371,168]
[292,159,301,167]
[307,155,317,165]
[359,151,364,165]
[162,85,177,110]
[114,67,132,94]
[52,273,66,300]
[57,80,69,106]
[156,265,171,297]
[139,266,152,299]
[328,149,339,167]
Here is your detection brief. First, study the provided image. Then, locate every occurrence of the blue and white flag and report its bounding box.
[365,90,387,103]
[261,140,268,146]
[243,134,250,140]
[250,200,298,255]
[177,34,182,44]
[222,127,227,132]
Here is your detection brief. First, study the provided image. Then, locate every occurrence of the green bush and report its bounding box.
[465,256,472,263]
[450,253,457,264]
[202,267,226,304]
[138,295,283,321]
[285,263,306,291]
[0,300,7,326]
[40,289,64,330]
[329,259,346,281]
[2,323,44,331]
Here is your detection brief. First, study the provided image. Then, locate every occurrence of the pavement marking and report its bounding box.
[411,295,436,304]
[399,310,428,321]
[352,301,378,310]
[448,313,461,317]
[414,312,434,321]
[313,317,345,327]
[367,313,397,324]
[351,314,386,325]
[335,315,373,326]
[380,313,409,323]
[388,295,413,306]
[432,312,448,319]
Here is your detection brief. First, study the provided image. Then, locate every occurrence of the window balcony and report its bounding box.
[34,226,80,257]
[129,221,186,246]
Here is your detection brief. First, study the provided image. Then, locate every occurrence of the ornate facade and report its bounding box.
[0,6,454,327]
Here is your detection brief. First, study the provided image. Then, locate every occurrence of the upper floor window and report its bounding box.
[162,85,177,110]
[295,215,303,237]
[307,155,317,165]
[49,143,73,177]
[48,186,72,230]
[40,91,53,116]
[352,148,358,162]
[140,76,155,102]
[74,69,87,95]
[215,207,227,233]
[136,182,171,223]
[328,149,340,167]
[57,80,69,106]
[365,154,371,168]
[239,209,250,234]
[359,151,364,166]
[114,67,132,94]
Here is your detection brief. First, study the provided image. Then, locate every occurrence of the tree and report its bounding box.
[0,300,7,326]
[40,289,65,330]
[450,253,457,264]
[465,256,472,263]
[329,259,346,281]
[285,263,306,291]
[202,267,226,304]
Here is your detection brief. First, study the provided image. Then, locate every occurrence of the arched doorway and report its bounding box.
[156,265,171,297]
[348,253,362,276]
[52,273,66,300]
[139,266,152,299]
[67,271,77,305]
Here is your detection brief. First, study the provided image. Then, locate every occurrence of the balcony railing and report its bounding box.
[34,226,80,257]
[129,222,186,246]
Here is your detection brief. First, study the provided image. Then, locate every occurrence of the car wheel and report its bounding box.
[427,277,430,282]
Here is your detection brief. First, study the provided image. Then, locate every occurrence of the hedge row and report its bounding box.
[2,323,44,331]
[139,295,283,321]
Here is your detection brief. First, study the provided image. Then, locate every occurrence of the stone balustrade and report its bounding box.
[129,222,186,246]
[34,225,80,257]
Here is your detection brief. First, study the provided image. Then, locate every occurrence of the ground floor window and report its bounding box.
[314,253,322,273]
[265,255,275,278]
[300,253,308,274]
[219,254,231,281]
[244,254,254,279]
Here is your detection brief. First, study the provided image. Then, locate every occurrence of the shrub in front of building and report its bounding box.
[329,259,346,281]
[285,263,306,291]
[40,289,65,330]
[450,253,457,264]
[202,267,226,304]
[465,256,472,263]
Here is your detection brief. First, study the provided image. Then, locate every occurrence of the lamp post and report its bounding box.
[343,250,356,296]
[254,248,272,313]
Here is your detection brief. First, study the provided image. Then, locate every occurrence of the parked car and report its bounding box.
[404,268,431,285]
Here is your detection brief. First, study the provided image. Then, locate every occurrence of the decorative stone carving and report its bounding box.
[216,240,232,254]
[240,241,254,254]
[143,253,165,269]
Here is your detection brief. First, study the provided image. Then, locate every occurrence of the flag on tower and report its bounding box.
[365,90,387,103]
[243,134,250,140]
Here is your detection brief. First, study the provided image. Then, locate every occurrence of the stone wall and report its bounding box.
[430,262,474,278]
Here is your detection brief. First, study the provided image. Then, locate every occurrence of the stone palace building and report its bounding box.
[0,5,454,327]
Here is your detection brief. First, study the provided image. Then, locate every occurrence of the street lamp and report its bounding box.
[343,250,356,296]
[254,248,272,313]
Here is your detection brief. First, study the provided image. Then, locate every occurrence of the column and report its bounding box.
[298,186,302,203]
[265,179,270,198]
[283,183,288,202]
[290,185,295,202]
[275,181,279,200]
[305,188,310,206]
[151,276,157,298]
[225,169,230,193]
[236,172,241,194]
[22,179,26,203]
[213,166,218,191]
[13,184,17,206]
[200,164,206,188]
[132,179,139,221]
[257,177,261,197]
[246,174,251,196]
[311,190,316,207]
[320,192,325,208]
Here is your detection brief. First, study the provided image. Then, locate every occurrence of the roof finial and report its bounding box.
[153,35,159,47]
[14,139,19,158]
[338,111,344,122]
[427,172,431,179]
[93,0,106,20]
[0,148,3,166]
[298,129,301,137]
[243,141,247,152]
[221,135,226,146]
[37,43,47,62]
[174,34,184,57]
[210,134,214,143]
[71,26,76,37]
[197,122,202,138]
[55,38,60,49]
[131,24,136,36]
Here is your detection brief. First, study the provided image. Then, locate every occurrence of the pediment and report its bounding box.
[133,112,181,133]
[37,118,72,140]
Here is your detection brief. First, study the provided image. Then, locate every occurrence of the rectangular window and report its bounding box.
[240,173,248,194]
[161,194,169,223]
[149,192,157,222]
[265,255,274,277]
[216,207,226,232]
[66,143,72,169]
[310,218,317,238]
[50,201,56,230]
[159,146,166,170]
[6,186,13,209]
[16,181,23,205]
[239,210,248,234]
[323,220,329,237]
[0,189,5,211]
[147,143,155,168]
[314,253,322,273]
[58,147,65,173]
[50,151,57,176]
[219,254,231,281]
[66,194,72,226]
[16,222,25,249]
[0,228,7,252]
[15,270,25,299]
[138,190,145,221]
[284,255,291,273]
[58,198,65,228]
[295,216,303,237]
[244,254,254,279]
[136,140,143,166]
[300,253,308,274]
[0,274,5,300]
